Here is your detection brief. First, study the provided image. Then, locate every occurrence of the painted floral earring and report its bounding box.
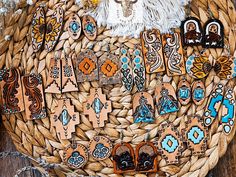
[120,46,133,91]
[133,46,146,92]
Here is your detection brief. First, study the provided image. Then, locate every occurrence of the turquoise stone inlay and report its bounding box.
[161,135,179,153]
[187,126,204,144]
[70,21,80,32]
[59,109,71,126]
[178,87,190,100]
[91,98,104,114]
[193,88,204,101]
[85,23,95,34]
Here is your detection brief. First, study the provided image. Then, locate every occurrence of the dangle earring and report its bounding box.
[120,46,133,92]
[99,44,121,85]
[180,1,203,46]
[202,9,224,48]
[135,130,158,173]
[133,45,146,92]
[191,80,205,106]
[112,131,136,174]
[177,76,191,106]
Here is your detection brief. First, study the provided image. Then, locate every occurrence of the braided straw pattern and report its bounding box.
[0,0,236,176]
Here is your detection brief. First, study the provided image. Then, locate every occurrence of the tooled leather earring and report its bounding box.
[132,46,145,92]
[120,46,133,92]
[177,77,191,106]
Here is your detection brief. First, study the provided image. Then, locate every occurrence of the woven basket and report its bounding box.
[0,0,236,176]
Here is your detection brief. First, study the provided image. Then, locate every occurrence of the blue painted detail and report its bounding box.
[134,96,154,123]
[134,57,141,63]
[222,97,234,123]
[178,87,190,100]
[158,88,179,115]
[122,57,128,63]
[187,126,204,144]
[121,49,127,55]
[161,135,179,153]
[91,98,104,114]
[70,21,80,32]
[123,64,128,70]
[85,22,95,34]
[193,88,204,101]
[59,109,71,126]
[208,94,223,118]
[68,151,85,167]
[92,143,109,159]
[134,50,140,56]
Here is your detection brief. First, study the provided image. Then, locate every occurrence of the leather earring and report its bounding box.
[67,13,82,40]
[120,46,133,92]
[177,78,191,106]
[133,46,145,92]
[191,80,205,106]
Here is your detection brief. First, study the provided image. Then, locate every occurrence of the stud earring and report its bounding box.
[133,46,145,92]
[135,130,158,173]
[120,46,133,91]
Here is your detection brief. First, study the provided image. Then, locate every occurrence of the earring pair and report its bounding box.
[120,46,146,92]
[177,79,206,106]
[31,4,64,52]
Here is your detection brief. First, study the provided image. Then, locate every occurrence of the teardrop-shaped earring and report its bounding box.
[120,46,133,91]
[133,46,146,92]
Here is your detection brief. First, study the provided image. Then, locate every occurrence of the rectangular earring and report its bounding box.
[45,52,61,94]
[0,68,24,114]
[61,51,78,93]
[141,29,165,73]
[22,73,47,120]
[162,31,186,76]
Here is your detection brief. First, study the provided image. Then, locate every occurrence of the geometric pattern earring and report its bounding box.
[177,78,191,106]
[120,46,133,92]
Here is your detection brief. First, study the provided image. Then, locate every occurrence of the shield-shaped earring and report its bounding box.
[31,5,46,52]
[133,46,145,92]
[180,17,203,46]
[0,68,24,114]
[155,83,179,115]
[133,92,155,123]
[120,46,133,91]
[203,19,224,48]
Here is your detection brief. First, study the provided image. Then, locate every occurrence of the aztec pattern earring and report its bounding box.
[158,123,183,164]
[140,29,165,73]
[83,88,112,128]
[135,132,158,173]
[82,15,97,41]
[67,13,82,40]
[191,80,206,106]
[0,68,24,114]
[61,51,78,93]
[22,73,47,120]
[98,45,121,85]
[162,31,186,76]
[120,46,133,92]
[155,83,179,115]
[112,142,136,174]
[181,16,203,46]
[63,143,88,169]
[204,83,224,126]
[31,6,46,52]
[51,98,80,139]
[133,46,145,92]
[88,135,112,160]
[220,86,235,135]
[75,49,99,82]
[45,52,61,94]
[183,115,208,155]
[133,92,155,123]
[44,6,64,52]
[177,78,191,106]
[203,18,224,48]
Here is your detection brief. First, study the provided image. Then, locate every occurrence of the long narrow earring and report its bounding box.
[45,51,62,94]
[61,49,78,93]
[120,46,133,92]
[133,46,145,92]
